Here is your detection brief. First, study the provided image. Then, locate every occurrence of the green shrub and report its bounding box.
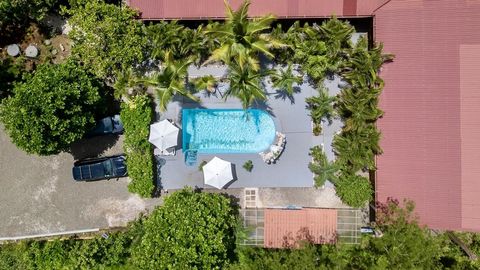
[0,60,104,155]
[308,146,338,187]
[243,160,253,172]
[126,151,154,197]
[335,173,372,208]
[120,95,155,197]
[198,160,207,171]
[131,188,237,269]
[65,0,147,80]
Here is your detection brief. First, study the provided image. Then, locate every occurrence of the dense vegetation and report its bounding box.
[120,95,155,197]
[0,0,59,45]
[0,60,105,155]
[1,193,479,269]
[65,0,148,81]
[131,188,238,269]
[0,188,239,269]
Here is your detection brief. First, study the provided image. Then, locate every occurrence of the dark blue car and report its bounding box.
[87,115,124,137]
[72,155,127,181]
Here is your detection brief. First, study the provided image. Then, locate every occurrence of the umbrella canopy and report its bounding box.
[203,157,234,189]
[148,120,179,151]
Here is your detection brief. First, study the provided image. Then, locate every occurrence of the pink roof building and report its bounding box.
[375,0,480,232]
[264,208,337,248]
[127,0,480,231]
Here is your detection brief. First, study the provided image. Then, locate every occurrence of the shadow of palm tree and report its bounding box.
[252,99,275,117]
[272,86,301,104]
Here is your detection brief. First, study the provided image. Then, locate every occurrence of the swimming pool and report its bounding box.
[182,109,276,153]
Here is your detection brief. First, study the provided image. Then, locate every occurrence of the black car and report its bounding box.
[86,115,124,137]
[72,155,127,181]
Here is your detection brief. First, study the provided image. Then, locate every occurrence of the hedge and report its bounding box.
[120,95,155,197]
[334,173,372,208]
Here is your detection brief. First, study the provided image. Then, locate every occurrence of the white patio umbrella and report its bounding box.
[148,120,179,151]
[203,157,234,189]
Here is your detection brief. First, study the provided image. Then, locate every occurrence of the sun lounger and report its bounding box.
[154,147,176,156]
[259,132,286,164]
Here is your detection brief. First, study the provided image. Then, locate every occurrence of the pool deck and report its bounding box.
[154,65,342,190]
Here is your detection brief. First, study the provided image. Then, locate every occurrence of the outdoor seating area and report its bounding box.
[259,132,286,164]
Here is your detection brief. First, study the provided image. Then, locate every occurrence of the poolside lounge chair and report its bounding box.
[154,147,176,156]
[259,132,286,164]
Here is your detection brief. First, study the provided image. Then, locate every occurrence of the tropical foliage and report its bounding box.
[0,61,104,155]
[147,21,215,64]
[334,173,372,208]
[270,64,303,95]
[0,0,58,44]
[228,200,480,270]
[306,85,336,127]
[120,95,155,197]
[205,0,284,71]
[1,197,480,269]
[65,0,147,81]
[193,75,217,93]
[308,146,339,187]
[140,51,199,111]
[225,64,265,108]
[131,188,238,269]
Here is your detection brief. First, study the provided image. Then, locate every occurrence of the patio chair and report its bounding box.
[154,147,176,156]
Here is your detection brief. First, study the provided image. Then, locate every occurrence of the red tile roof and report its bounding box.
[375,0,480,231]
[264,208,337,248]
[127,0,388,20]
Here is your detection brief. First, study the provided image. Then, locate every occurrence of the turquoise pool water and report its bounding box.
[182,109,276,153]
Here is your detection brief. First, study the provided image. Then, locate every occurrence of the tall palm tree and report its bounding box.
[270,64,303,95]
[139,51,199,111]
[226,63,266,109]
[204,0,285,70]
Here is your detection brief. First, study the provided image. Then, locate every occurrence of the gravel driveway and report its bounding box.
[0,128,161,238]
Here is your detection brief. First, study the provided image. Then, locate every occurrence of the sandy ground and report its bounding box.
[0,128,161,237]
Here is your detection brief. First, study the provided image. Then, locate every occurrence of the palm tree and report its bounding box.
[192,75,217,93]
[333,124,381,172]
[337,87,383,132]
[139,51,199,111]
[342,38,393,89]
[270,64,303,95]
[204,0,285,70]
[226,63,266,109]
[308,145,339,186]
[113,68,142,99]
[148,21,215,65]
[306,86,336,124]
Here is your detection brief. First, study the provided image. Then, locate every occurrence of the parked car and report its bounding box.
[72,155,127,181]
[86,115,123,137]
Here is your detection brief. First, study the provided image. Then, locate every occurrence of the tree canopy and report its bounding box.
[0,60,104,155]
[131,188,238,269]
[65,0,147,81]
[205,0,284,71]
[0,0,58,44]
